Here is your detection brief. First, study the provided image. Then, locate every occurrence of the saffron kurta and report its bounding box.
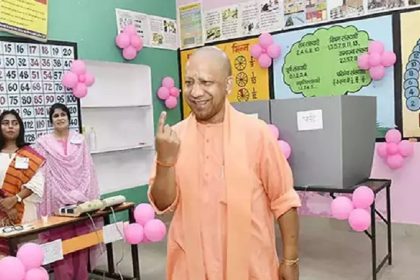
[149,103,301,280]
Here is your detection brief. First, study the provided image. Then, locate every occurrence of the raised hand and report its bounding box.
[155,111,180,164]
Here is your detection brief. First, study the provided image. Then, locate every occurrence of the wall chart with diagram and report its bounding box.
[400,10,420,138]
[0,37,80,143]
[272,15,395,138]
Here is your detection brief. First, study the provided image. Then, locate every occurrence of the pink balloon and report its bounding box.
[124,223,144,245]
[130,35,143,51]
[84,72,95,86]
[348,209,371,232]
[134,203,155,226]
[169,87,180,97]
[157,87,170,100]
[386,142,398,155]
[144,219,167,242]
[330,196,353,220]
[70,60,86,75]
[368,41,385,54]
[24,267,49,280]
[62,71,78,88]
[352,186,375,209]
[369,65,385,80]
[123,46,138,60]
[17,242,44,270]
[381,51,396,67]
[124,24,137,35]
[376,142,387,158]
[115,33,130,49]
[398,140,414,157]
[142,236,152,244]
[258,53,272,68]
[162,77,175,88]
[78,74,86,83]
[278,140,291,159]
[259,32,273,48]
[0,256,25,280]
[368,53,381,67]
[387,154,404,169]
[73,83,88,98]
[267,44,281,59]
[250,44,263,58]
[165,96,178,109]
[385,129,402,143]
[357,53,370,70]
[268,124,279,139]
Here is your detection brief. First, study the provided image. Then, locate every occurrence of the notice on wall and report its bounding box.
[258,0,283,32]
[400,10,420,137]
[239,1,260,36]
[115,8,178,50]
[178,2,204,49]
[0,0,48,41]
[148,15,178,50]
[204,5,240,43]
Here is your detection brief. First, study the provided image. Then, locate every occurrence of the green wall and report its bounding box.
[1,0,182,203]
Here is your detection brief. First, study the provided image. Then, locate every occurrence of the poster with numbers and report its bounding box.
[0,37,81,143]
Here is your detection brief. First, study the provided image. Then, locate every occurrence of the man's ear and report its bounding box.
[226,76,233,95]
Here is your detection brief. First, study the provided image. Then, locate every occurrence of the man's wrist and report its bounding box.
[281,257,299,266]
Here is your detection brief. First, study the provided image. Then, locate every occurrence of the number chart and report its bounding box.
[0,37,81,143]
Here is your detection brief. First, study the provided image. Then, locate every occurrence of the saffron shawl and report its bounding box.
[176,101,252,280]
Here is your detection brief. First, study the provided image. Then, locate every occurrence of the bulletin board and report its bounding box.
[400,10,420,138]
[0,37,81,143]
[272,15,395,138]
[179,37,270,117]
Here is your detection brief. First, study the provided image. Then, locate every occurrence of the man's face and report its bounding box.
[184,53,232,122]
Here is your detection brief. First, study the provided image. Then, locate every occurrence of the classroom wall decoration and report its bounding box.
[272,15,395,138]
[400,10,420,138]
[0,0,48,42]
[180,37,270,117]
[0,37,80,143]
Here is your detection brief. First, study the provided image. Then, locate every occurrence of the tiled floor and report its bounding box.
[91,216,419,280]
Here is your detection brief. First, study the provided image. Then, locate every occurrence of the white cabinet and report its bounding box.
[80,60,155,194]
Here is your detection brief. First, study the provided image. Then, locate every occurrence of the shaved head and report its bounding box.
[188,46,232,78]
[184,46,233,123]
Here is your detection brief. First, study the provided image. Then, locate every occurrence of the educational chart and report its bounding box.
[0,0,48,41]
[180,38,270,117]
[0,38,80,143]
[401,10,420,137]
[273,15,395,138]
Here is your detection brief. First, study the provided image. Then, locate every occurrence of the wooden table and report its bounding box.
[0,202,141,280]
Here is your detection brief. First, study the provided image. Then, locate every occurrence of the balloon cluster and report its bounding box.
[0,243,48,280]
[268,124,291,160]
[330,186,374,232]
[157,77,180,109]
[357,41,397,81]
[115,25,144,60]
[123,203,167,245]
[62,60,95,98]
[250,33,281,68]
[376,129,414,169]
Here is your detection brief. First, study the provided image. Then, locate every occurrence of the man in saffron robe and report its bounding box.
[148,47,301,280]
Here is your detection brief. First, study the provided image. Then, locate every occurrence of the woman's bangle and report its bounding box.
[281,257,299,266]
[156,159,176,167]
